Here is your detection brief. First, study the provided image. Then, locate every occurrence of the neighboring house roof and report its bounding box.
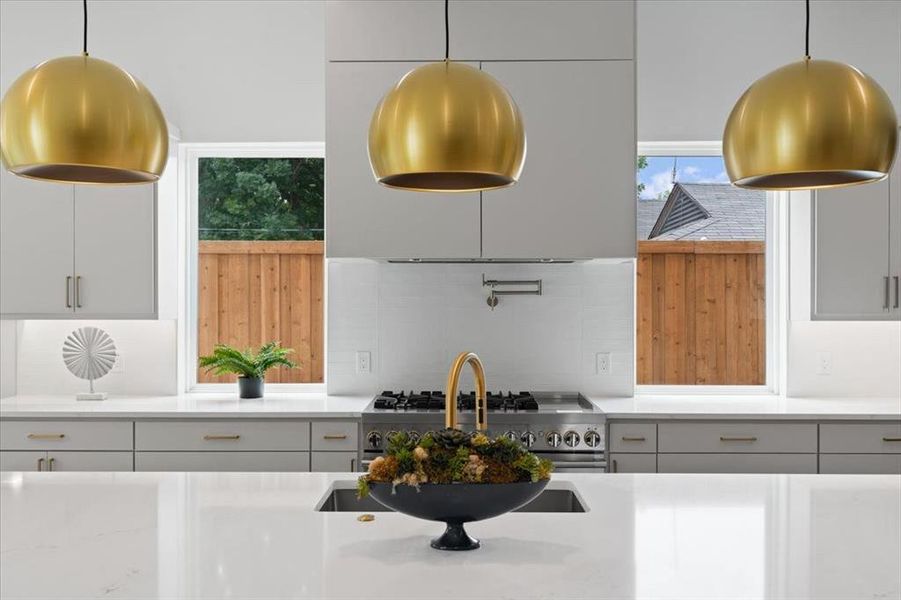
[637,183,766,241]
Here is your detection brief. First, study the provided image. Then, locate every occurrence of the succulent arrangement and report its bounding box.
[357,428,553,498]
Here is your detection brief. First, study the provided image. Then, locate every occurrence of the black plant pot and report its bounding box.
[237,376,264,399]
[367,480,549,551]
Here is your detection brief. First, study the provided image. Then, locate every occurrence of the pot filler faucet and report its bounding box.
[444,352,488,431]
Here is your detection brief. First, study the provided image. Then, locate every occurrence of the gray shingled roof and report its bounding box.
[637,183,766,241]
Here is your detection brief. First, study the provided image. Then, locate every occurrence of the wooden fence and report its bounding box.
[198,241,324,383]
[636,241,765,385]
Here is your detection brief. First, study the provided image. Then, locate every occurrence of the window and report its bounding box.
[636,143,777,389]
[185,143,325,390]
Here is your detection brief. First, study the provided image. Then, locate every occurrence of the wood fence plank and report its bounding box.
[279,254,294,382]
[663,253,686,384]
[724,254,740,383]
[636,255,654,383]
[310,256,325,383]
[685,253,696,383]
[756,253,766,384]
[198,254,220,384]
[260,254,281,383]
[651,254,666,383]
[694,255,713,384]
[248,256,262,349]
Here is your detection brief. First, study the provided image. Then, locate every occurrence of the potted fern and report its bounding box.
[199,342,297,399]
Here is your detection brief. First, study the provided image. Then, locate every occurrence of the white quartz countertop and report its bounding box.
[0,393,371,419]
[1,471,898,600]
[590,394,901,420]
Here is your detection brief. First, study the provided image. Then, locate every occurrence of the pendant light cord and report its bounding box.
[444,0,449,60]
[804,0,810,59]
[82,0,88,55]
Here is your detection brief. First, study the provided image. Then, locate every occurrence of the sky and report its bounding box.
[637,156,729,200]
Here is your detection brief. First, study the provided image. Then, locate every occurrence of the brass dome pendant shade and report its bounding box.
[0,1,167,184]
[723,0,897,190]
[367,1,525,192]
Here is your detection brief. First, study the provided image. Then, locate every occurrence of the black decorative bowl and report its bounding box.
[367,480,549,551]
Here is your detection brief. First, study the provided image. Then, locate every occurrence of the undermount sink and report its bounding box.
[316,482,587,513]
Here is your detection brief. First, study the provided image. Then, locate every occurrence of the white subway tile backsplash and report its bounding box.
[327,260,635,396]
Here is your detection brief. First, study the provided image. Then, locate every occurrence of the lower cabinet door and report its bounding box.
[311,451,358,473]
[657,453,817,474]
[134,451,310,472]
[609,453,657,473]
[819,454,901,474]
[45,452,133,472]
[0,451,47,471]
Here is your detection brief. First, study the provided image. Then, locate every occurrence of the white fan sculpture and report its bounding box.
[62,327,117,401]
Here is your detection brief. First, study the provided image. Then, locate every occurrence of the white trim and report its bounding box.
[635,141,784,395]
[179,142,326,394]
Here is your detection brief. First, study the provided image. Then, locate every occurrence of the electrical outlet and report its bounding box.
[595,352,612,375]
[816,351,832,375]
[355,351,371,374]
[111,355,125,374]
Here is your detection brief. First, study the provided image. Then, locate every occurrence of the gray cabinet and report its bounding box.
[326,1,634,62]
[326,61,481,259]
[73,185,156,317]
[0,169,74,316]
[813,137,901,320]
[480,61,635,259]
[0,170,157,319]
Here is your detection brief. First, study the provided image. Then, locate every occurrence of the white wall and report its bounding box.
[0,0,325,143]
[327,260,635,396]
[0,321,16,398]
[637,0,901,141]
[15,321,177,396]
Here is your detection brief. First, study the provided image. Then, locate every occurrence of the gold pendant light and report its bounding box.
[0,0,168,184]
[723,0,897,190]
[367,0,525,192]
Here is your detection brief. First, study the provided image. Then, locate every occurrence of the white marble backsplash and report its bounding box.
[327,260,634,396]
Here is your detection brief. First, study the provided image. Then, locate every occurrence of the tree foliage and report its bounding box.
[198,157,324,240]
[636,155,648,198]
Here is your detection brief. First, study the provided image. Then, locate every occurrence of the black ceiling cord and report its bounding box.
[444,0,450,60]
[805,0,810,58]
[83,0,88,55]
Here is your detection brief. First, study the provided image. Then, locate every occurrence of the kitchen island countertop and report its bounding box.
[1,471,898,599]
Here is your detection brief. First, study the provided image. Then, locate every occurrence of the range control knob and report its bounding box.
[408,431,421,444]
[564,430,580,448]
[584,430,602,448]
[521,431,536,448]
[503,430,518,442]
[366,431,382,449]
[385,430,399,443]
[546,431,562,448]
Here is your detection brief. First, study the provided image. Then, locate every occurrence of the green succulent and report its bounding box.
[198,342,296,378]
[432,428,470,449]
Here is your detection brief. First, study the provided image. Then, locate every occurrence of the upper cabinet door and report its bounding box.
[73,184,156,317]
[813,179,892,319]
[0,169,74,316]
[326,61,481,259]
[889,136,901,314]
[480,61,636,259]
[327,0,634,61]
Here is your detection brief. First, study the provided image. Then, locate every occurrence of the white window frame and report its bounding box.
[178,142,326,393]
[635,141,788,395]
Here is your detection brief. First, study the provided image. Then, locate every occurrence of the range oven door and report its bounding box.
[533,453,606,473]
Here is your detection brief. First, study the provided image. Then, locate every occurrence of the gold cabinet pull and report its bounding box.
[47,457,55,471]
[37,457,44,471]
[203,434,241,441]
[323,434,348,440]
[621,436,646,442]
[612,459,618,473]
[27,433,65,441]
[883,437,901,442]
[720,436,758,442]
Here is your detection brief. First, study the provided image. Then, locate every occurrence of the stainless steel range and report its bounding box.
[361,390,606,472]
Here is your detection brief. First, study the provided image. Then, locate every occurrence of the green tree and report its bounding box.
[636,155,648,198]
[198,157,324,241]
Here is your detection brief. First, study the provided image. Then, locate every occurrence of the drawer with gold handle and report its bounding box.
[820,424,901,454]
[609,423,656,453]
[658,423,816,454]
[312,422,358,451]
[136,421,309,451]
[1,421,132,451]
